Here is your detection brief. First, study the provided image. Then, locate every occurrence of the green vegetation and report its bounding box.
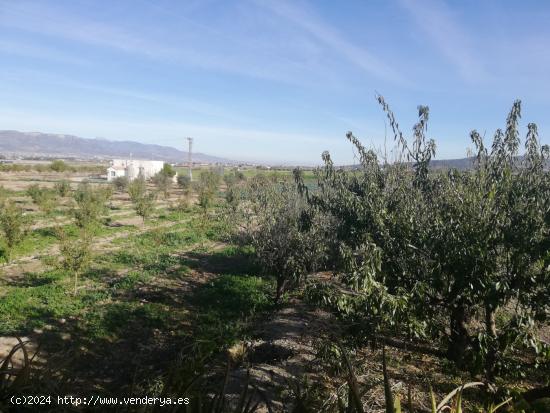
[196,169,221,212]
[0,161,105,173]
[1,100,548,411]
[72,181,111,228]
[57,227,93,295]
[133,190,157,222]
[111,176,129,192]
[54,179,71,197]
[0,200,29,263]
[152,163,176,198]
[223,97,549,409]
[49,159,69,172]
[127,176,146,202]
[26,184,58,214]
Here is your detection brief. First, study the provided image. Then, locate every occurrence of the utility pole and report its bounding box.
[186,137,193,180]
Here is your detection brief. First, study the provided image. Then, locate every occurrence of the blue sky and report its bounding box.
[1,0,549,164]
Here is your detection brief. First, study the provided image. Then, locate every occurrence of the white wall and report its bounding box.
[107,160,166,181]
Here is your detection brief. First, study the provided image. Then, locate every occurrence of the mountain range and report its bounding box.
[2,130,539,170]
[0,130,233,164]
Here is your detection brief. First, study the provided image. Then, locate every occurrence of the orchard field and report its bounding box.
[1,100,549,413]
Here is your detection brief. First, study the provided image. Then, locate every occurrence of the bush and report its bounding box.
[26,184,57,214]
[177,174,191,190]
[127,177,146,203]
[112,176,129,192]
[72,182,109,228]
[295,96,550,377]
[152,172,172,199]
[54,180,71,197]
[0,200,29,263]
[57,227,93,295]
[230,177,330,302]
[134,191,157,223]
[195,170,221,212]
[160,163,176,178]
[50,159,69,172]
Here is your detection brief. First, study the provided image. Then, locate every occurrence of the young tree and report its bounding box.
[0,200,29,263]
[153,172,172,199]
[160,163,177,178]
[177,175,191,190]
[196,170,221,213]
[54,180,71,197]
[134,191,157,223]
[26,184,41,202]
[26,185,57,215]
[50,159,69,172]
[57,228,93,295]
[72,181,109,228]
[175,175,192,211]
[152,163,177,199]
[127,177,146,203]
[230,176,329,302]
[111,176,129,192]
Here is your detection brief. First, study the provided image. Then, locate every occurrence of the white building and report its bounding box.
[106,159,168,181]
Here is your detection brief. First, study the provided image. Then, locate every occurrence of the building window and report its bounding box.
[111,171,116,177]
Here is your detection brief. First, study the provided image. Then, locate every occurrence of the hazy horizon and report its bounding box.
[1,0,549,164]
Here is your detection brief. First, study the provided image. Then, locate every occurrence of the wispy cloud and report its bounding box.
[0,38,88,65]
[254,0,407,85]
[399,0,485,82]
[0,1,354,87]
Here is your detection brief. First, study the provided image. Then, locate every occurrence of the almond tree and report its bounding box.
[0,200,29,263]
[57,227,92,295]
[297,97,550,378]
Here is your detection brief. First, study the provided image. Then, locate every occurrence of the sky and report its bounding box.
[1,0,549,165]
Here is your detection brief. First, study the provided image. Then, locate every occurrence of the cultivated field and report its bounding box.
[0,143,549,413]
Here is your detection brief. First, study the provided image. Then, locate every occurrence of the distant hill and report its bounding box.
[0,130,233,164]
[429,157,475,170]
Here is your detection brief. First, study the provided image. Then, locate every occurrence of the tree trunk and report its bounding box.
[74,271,79,296]
[275,278,287,303]
[484,304,497,381]
[447,304,469,367]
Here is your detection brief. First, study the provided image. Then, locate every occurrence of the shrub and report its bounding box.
[54,179,71,197]
[231,177,330,302]
[177,174,191,190]
[0,200,29,263]
[111,176,129,192]
[160,163,176,178]
[72,182,109,228]
[195,170,221,212]
[134,191,157,223]
[152,172,172,199]
[49,159,69,172]
[295,96,550,377]
[127,177,146,203]
[26,184,57,214]
[57,227,93,295]
[25,184,42,202]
